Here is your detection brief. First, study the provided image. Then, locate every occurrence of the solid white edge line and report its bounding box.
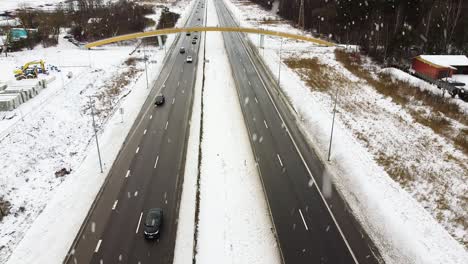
[299,209,309,230]
[94,239,102,253]
[154,156,160,169]
[112,200,118,210]
[277,154,283,167]
[125,170,130,178]
[237,25,359,263]
[135,212,143,234]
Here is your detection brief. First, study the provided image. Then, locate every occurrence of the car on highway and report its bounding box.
[186,56,193,63]
[180,47,185,54]
[144,208,163,239]
[155,94,165,106]
[192,39,197,45]
[186,32,191,36]
[193,35,198,40]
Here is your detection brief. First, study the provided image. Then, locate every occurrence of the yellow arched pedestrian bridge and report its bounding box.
[84,26,335,49]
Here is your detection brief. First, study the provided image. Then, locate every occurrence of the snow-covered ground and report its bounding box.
[195,0,281,263]
[224,0,467,263]
[0,0,194,263]
[0,0,64,12]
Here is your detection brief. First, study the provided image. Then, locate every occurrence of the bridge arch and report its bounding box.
[84,27,335,49]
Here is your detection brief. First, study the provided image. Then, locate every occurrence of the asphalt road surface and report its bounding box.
[64,1,206,263]
[213,0,382,263]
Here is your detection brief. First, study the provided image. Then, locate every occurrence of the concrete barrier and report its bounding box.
[0,75,57,112]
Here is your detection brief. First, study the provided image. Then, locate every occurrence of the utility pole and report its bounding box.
[327,88,339,161]
[298,0,305,30]
[278,38,283,87]
[88,97,103,173]
[143,42,149,89]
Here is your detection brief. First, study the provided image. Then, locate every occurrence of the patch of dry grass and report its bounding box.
[285,57,335,92]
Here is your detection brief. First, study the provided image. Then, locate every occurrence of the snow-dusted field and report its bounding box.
[195,0,281,263]
[0,0,64,12]
[0,1,194,263]
[223,0,467,263]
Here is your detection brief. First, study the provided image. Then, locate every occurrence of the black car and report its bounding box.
[192,40,197,45]
[155,95,165,106]
[144,208,163,239]
[186,32,191,36]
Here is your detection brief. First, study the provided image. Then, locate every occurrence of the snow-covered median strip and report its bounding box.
[194,0,281,263]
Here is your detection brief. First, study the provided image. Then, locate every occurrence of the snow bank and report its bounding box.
[195,0,281,263]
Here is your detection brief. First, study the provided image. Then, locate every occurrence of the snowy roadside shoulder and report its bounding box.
[2,1,196,263]
[194,0,281,263]
[223,0,468,263]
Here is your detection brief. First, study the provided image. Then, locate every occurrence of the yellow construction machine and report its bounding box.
[13,60,46,80]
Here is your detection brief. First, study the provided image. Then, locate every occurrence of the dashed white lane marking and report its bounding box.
[299,209,309,231]
[248,81,251,86]
[165,121,169,130]
[264,120,269,129]
[255,97,258,103]
[135,147,140,154]
[182,89,185,94]
[277,154,283,167]
[112,200,118,210]
[154,156,160,169]
[94,239,102,253]
[125,170,130,178]
[178,81,180,87]
[150,115,153,120]
[144,129,147,135]
[135,212,143,234]
[172,98,175,104]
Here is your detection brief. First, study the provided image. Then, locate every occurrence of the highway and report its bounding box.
[64,0,206,263]
[213,0,382,263]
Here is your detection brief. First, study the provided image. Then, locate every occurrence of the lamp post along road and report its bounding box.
[89,96,104,173]
[143,42,149,89]
[328,87,339,161]
[278,37,283,87]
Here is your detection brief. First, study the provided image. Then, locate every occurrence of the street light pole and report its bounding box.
[278,38,283,87]
[88,96,103,173]
[143,42,149,89]
[327,87,339,161]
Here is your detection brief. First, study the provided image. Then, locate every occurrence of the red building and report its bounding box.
[411,55,468,80]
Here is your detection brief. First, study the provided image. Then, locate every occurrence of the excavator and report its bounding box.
[13,60,46,80]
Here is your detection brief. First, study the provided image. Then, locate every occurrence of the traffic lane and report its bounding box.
[66,1,204,263]
[91,8,204,264]
[66,57,180,264]
[233,19,381,262]
[126,47,199,264]
[114,13,202,262]
[226,38,353,263]
[215,1,358,262]
[89,106,172,263]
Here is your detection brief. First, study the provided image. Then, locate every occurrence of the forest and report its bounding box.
[249,0,467,66]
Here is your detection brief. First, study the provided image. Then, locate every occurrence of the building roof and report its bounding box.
[415,55,468,69]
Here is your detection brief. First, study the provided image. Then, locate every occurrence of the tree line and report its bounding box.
[250,0,467,65]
